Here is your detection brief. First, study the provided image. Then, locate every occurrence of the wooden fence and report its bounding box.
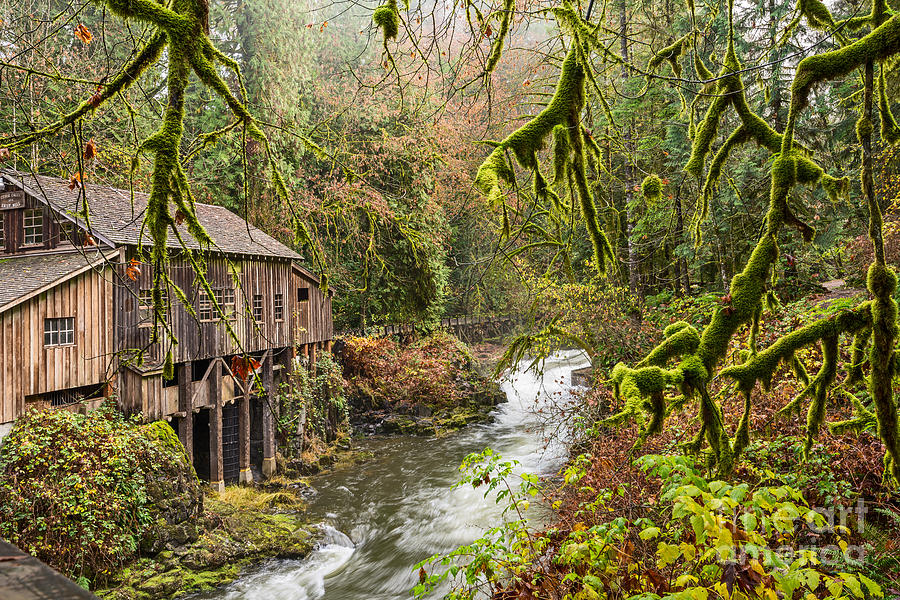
[337,314,520,344]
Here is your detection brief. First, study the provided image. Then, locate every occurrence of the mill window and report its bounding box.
[0,217,5,249]
[23,209,43,245]
[298,287,309,302]
[274,293,284,321]
[198,291,214,321]
[139,288,167,324]
[223,288,236,320]
[44,317,75,347]
[59,219,77,244]
[252,294,264,322]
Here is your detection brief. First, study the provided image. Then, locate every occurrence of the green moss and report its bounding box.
[475,44,614,275]
[685,89,729,178]
[640,174,664,204]
[791,16,900,115]
[721,303,871,394]
[879,69,900,145]
[639,323,700,368]
[145,421,192,467]
[857,116,875,144]
[803,335,838,457]
[552,124,571,183]
[648,34,691,76]
[485,0,515,73]
[664,321,691,337]
[868,262,898,298]
[373,2,400,41]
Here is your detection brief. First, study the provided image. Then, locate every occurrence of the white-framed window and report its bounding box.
[44,317,75,346]
[198,291,214,321]
[252,294,264,322]
[274,293,284,321]
[0,216,5,249]
[23,209,43,245]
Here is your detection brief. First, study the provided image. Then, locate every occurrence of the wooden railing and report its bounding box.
[337,314,520,342]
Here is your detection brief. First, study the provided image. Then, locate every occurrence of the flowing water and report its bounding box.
[199,350,589,600]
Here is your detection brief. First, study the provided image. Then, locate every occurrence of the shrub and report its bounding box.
[276,351,348,452]
[341,331,477,412]
[0,404,195,583]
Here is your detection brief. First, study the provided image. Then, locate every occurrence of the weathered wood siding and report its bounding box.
[0,265,114,423]
[118,367,169,421]
[294,268,333,345]
[114,254,296,366]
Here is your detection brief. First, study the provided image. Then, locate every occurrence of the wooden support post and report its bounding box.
[208,362,224,492]
[177,362,194,464]
[238,378,252,484]
[262,353,276,478]
[309,343,318,377]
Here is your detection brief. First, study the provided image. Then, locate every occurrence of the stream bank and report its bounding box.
[191,350,589,600]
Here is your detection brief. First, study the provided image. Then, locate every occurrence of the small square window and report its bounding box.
[59,219,77,244]
[44,317,75,347]
[252,294,264,322]
[298,287,309,302]
[274,293,284,321]
[0,217,5,249]
[139,288,167,325]
[24,209,43,245]
[199,291,214,321]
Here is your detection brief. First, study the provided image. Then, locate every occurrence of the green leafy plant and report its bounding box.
[0,404,195,583]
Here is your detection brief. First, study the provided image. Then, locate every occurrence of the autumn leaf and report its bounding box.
[68,172,82,190]
[74,23,93,44]
[231,356,261,380]
[0,148,9,160]
[418,567,426,584]
[83,234,96,247]
[88,85,104,109]
[125,259,142,282]
[174,208,186,225]
[83,139,97,161]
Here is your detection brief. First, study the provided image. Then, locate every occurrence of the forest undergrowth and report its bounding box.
[417,292,900,600]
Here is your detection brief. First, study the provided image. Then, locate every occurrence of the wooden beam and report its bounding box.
[189,358,218,406]
[208,363,224,493]
[261,352,276,478]
[176,362,193,464]
[238,378,251,484]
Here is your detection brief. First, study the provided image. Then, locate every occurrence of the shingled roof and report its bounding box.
[1,170,302,261]
[0,250,115,313]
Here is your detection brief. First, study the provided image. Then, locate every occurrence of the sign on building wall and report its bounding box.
[0,190,25,210]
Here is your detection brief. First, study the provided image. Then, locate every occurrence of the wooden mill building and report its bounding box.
[0,169,333,489]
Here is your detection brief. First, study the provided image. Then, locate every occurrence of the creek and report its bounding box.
[197,350,589,600]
